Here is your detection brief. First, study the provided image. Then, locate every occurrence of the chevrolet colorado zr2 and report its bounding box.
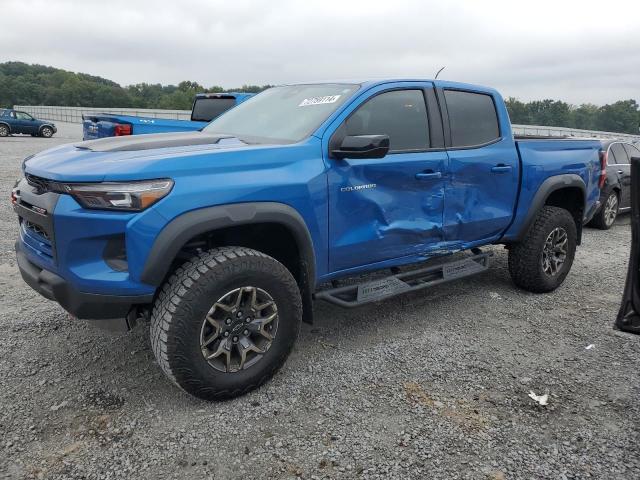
[13,79,603,400]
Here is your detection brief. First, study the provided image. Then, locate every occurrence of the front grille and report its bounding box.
[20,220,54,262]
[25,173,50,193]
[24,220,50,241]
[25,173,66,195]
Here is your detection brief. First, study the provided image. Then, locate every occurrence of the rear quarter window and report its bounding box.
[444,90,500,148]
[610,143,629,164]
[624,143,640,161]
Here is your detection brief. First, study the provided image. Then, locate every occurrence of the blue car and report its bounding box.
[0,109,57,137]
[14,79,603,400]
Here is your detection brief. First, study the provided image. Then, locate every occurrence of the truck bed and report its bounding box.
[82,114,204,140]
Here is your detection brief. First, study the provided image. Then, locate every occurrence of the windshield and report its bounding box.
[203,84,359,143]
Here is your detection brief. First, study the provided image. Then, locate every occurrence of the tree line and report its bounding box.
[505,97,639,134]
[0,62,269,112]
[1,62,638,134]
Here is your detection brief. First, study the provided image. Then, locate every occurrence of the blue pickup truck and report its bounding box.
[82,92,253,140]
[13,79,603,400]
[0,109,57,138]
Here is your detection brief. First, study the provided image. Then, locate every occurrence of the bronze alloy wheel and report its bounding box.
[200,286,278,373]
[541,227,568,276]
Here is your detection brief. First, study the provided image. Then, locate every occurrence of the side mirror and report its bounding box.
[331,134,390,160]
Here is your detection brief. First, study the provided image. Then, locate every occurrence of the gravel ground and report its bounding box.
[1,123,639,479]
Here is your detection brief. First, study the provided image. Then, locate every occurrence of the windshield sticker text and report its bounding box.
[299,95,341,107]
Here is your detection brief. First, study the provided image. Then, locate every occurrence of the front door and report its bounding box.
[326,85,448,273]
[14,111,37,134]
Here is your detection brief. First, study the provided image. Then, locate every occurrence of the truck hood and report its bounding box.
[23,131,269,182]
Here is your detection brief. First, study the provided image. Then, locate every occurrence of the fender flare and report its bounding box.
[140,202,317,292]
[515,174,586,242]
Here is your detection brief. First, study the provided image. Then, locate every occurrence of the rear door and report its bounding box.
[610,143,631,208]
[440,89,520,244]
[326,83,448,272]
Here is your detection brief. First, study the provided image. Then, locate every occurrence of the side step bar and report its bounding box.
[315,251,492,308]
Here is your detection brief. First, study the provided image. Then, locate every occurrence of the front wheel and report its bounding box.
[150,246,302,401]
[508,206,577,293]
[40,126,54,138]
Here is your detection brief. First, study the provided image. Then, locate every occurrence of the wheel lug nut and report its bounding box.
[224,331,230,337]
[232,336,239,342]
[225,318,231,325]
[243,329,249,336]
[245,317,251,323]
[236,311,243,318]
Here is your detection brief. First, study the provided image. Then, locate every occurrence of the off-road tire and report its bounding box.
[150,246,302,401]
[40,126,54,138]
[0,124,9,137]
[588,190,618,230]
[508,206,577,293]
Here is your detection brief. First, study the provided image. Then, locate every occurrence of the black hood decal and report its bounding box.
[75,131,234,152]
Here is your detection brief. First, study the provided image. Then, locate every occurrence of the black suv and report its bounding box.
[589,140,640,229]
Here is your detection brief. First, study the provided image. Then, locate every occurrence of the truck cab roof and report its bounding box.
[280,78,500,95]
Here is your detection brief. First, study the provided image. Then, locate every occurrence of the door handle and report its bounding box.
[618,170,624,174]
[491,164,512,173]
[415,171,442,180]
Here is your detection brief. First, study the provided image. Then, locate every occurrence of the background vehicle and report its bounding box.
[617,155,640,334]
[0,109,56,138]
[14,79,602,400]
[588,140,640,229]
[81,92,253,140]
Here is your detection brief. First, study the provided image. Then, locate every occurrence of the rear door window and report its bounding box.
[344,89,430,152]
[444,90,500,148]
[610,143,629,164]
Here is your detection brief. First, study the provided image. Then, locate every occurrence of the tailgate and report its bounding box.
[82,115,127,140]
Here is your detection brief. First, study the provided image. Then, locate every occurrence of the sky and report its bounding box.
[2,0,639,105]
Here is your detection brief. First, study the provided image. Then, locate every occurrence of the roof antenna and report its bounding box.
[435,66,445,79]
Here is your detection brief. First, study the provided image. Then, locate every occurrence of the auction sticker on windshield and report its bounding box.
[299,95,341,106]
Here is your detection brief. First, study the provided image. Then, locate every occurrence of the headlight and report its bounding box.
[63,179,174,211]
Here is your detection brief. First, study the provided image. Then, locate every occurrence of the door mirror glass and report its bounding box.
[331,134,390,159]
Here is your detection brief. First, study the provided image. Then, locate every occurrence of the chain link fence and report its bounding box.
[13,105,191,123]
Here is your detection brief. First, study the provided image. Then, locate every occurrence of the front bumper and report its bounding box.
[16,241,153,323]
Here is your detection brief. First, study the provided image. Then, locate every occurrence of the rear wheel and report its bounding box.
[150,246,302,401]
[589,190,618,230]
[508,206,577,293]
[40,126,54,138]
[0,124,9,137]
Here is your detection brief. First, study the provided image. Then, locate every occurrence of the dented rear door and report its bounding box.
[327,83,448,272]
[440,88,519,244]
